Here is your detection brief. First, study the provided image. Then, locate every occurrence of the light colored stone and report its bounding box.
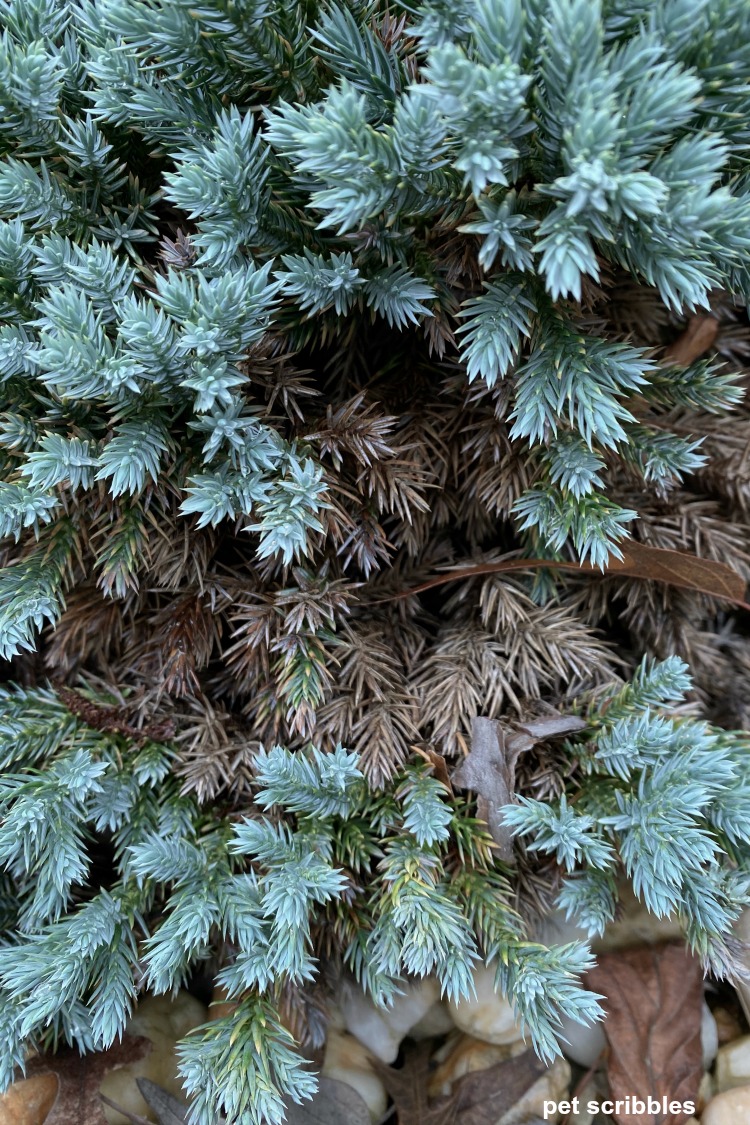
[533,891,684,958]
[100,991,208,1124]
[128,990,208,1042]
[0,1073,58,1125]
[497,1057,571,1125]
[715,1033,750,1093]
[321,1030,387,1123]
[448,965,525,1046]
[426,1031,569,1125]
[703,1084,750,1125]
[702,1001,720,1069]
[532,912,612,1067]
[533,908,590,950]
[326,1000,347,1033]
[409,1000,455,1041]
[534,902,691,1070]
[534,900,685,1064]
[340,976,441,1063]
[556,1010,606,1069]
[427,1032,525,1099]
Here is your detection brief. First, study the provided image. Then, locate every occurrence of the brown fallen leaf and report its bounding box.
[452,715,586,862]
[98,1094,153,1125]
[414,744,454,796]
[373,1041,454,1125]
[20,1035,152,1125]
[448,1048,548,1125]
[373,541,750,610]
[283,1077,370,1125]
[663,315,719,366]
[515,715,589,742]
[605,539,747,604]
[374,1040,547,1125]
[452,719,525,863]
[137,1078,188,1124]
[585,943,703,1125]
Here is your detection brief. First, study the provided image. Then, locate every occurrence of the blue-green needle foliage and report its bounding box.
[2,3,750,1117]
[503,656,750,980]
[1,0,750,663]
[0,683,606,1122]
[0,664,749,1121]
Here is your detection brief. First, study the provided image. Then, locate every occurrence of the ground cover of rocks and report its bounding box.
[3,897,750,1125]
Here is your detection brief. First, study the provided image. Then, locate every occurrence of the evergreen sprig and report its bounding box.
[0,681,606,1120]
[1,0,750,664]
[0,663,748,1119]
[3,2,750,1120]
[503,656,750,979]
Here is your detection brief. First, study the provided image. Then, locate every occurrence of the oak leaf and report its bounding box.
[585,943,703,1125]
[373,1040,547,1125]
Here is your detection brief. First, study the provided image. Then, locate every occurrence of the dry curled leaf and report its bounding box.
[282,1077,370,1125]
[452,715,586,862]
[448,1048,548,1125]
[516,715,589,741]
[137,1079,188,1124]
[663,315,719,366]
[606,540,747,605]
[374,1040,547,1125]
[585,943,703,1125]
[373,1041,452,1125]
[452,718,523,863]
[378,542,749,609]
[414,744,454,795]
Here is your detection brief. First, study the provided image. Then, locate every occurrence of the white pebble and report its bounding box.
[556,1009,606,1069]
[715,1033,750,1093]
[448,964,524,1046]
[340,976,441,1063]
[703,1084,750,1125]
[321,1030,388,1123]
